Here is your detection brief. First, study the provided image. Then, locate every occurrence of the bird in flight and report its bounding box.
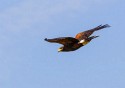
[45,24,110,52]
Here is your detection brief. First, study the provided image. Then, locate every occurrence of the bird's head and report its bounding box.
[58,46,64,52]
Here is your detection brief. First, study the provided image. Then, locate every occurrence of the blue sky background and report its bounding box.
[0,0,125,88]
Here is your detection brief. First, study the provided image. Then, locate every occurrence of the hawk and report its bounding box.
[45,24,110,52]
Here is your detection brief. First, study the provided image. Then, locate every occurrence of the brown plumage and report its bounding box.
[45,24,110,52]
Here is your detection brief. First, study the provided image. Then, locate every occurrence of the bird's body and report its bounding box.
[45,24,110,52]
[60,43,83,51]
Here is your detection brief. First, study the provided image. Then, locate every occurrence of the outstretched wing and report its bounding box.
[45,37,79,46]
[75,24,110,41]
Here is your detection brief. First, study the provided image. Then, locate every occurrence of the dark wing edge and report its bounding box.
[44,37,79,46]
[75,24,110,40]
[89,24,110,32]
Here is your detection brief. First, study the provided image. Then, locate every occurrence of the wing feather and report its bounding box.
[45,37,79,46]
[75,24,110,40]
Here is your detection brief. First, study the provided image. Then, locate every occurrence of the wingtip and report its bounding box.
[93,35,99,38]
[44,38,48,41]
[104,24,111,27]
[90,36,99,39]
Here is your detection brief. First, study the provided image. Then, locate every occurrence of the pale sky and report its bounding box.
[0,0,125,88]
